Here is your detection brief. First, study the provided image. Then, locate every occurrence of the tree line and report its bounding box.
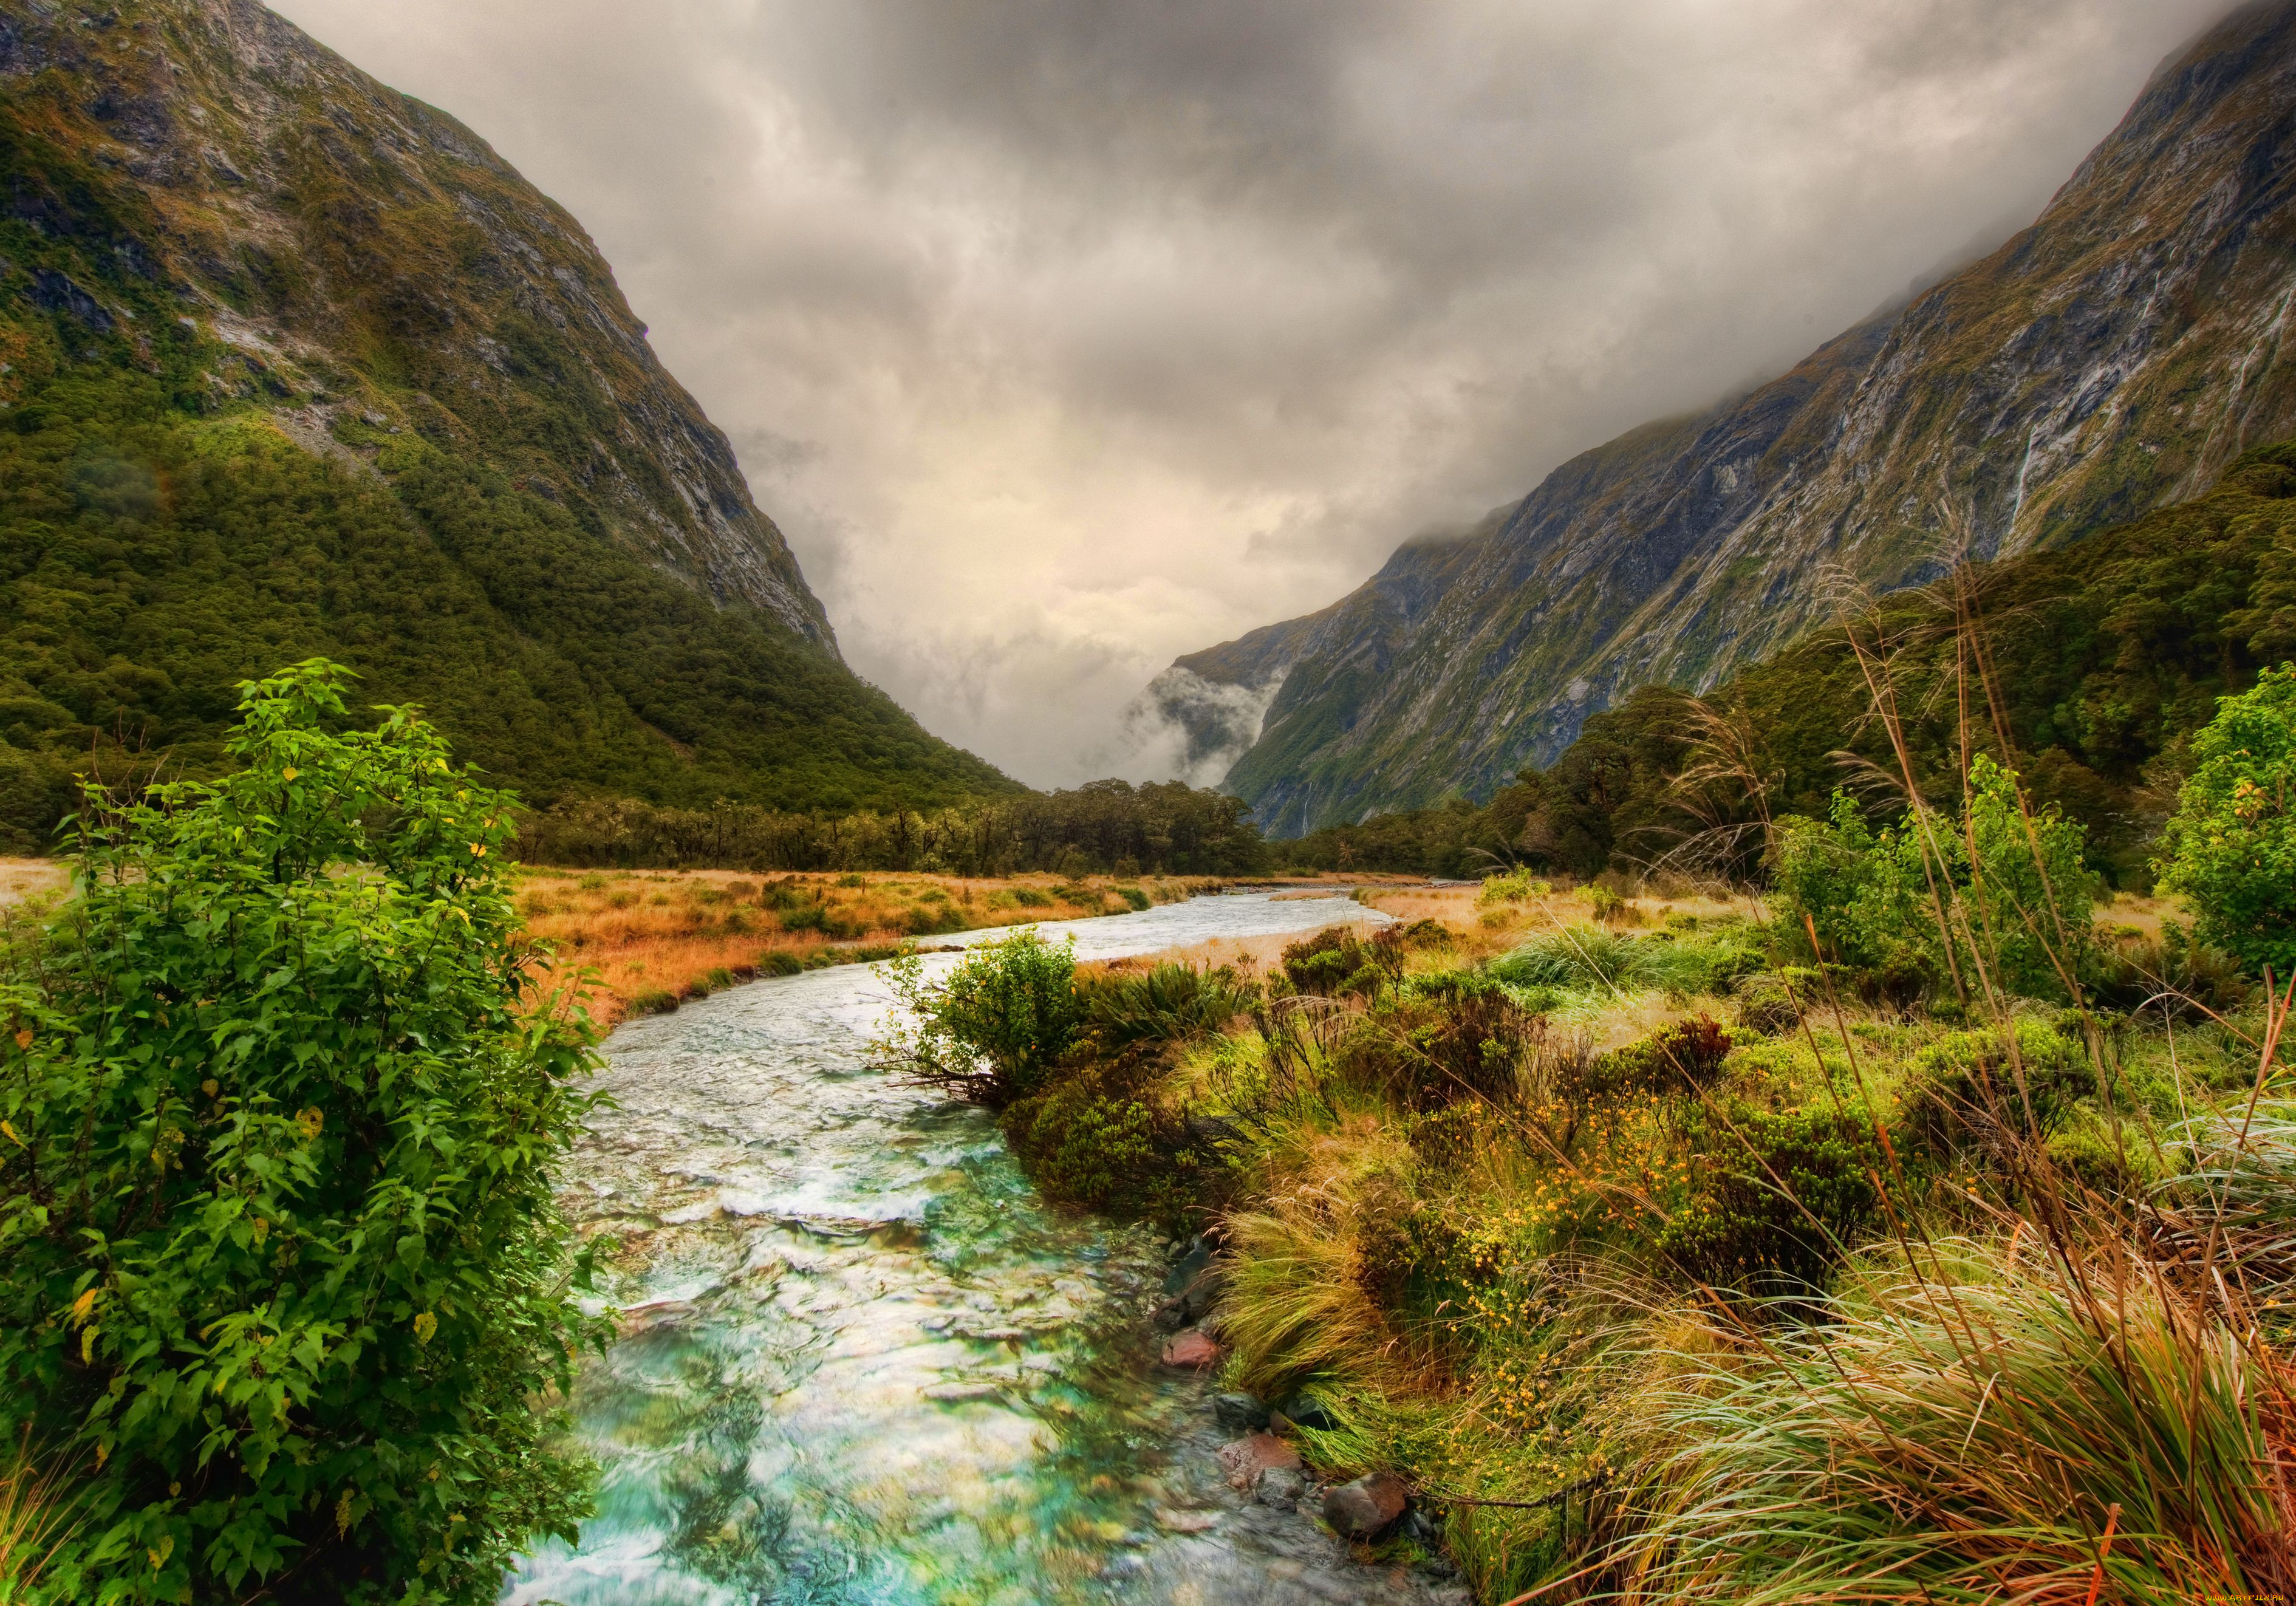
[516,777,1271,876]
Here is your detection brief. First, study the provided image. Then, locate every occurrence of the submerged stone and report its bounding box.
[1160,1328,1223,1370]
[1323,1471,1410,1539]
[1212,1391,1269,1432]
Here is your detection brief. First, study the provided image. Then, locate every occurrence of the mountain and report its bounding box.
[1147,0,2296,838]
[0,0,1015,852]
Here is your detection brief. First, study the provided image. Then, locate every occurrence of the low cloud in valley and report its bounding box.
[273,0,2241,785]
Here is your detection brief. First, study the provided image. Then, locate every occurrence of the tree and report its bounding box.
[0,662,607,1604]
[2159,663,2296,974]
[879,931,1084,1108]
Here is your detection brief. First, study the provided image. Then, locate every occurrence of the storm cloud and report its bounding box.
[272,0,2241,785]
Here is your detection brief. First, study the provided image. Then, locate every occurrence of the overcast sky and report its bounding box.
[273,0,2239,788]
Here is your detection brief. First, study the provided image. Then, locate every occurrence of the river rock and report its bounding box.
[1255,1466,1308,1508]
[1323,1471,1410,1539]
[1159,1328,1222,1370]
[1215,1431,1302,1491]
[1212,1391,1269,1432]
[1280,1391,1341,1430]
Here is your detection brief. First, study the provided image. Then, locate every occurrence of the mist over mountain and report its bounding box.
[1137,0,2296,836]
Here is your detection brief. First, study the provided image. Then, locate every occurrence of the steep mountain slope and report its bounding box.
[0,0,1014,851]
[1160,0,2296,837]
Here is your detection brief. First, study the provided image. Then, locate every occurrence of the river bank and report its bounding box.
[516,866,1424,1026]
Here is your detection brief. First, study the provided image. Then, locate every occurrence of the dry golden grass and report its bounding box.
[0,859,66,909]
[517,866,1213,1028]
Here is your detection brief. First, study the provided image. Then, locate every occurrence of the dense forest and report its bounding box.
[516,779,1270,877]
[1273,442,2296,886]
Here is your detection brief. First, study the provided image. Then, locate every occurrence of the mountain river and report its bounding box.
[505,890,1472,1606]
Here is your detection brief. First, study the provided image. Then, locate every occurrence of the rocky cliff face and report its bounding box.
[1,0,834,646]
[1160,0,2296,837]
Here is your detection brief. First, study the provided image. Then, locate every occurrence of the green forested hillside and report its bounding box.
[0,0,1016,853]
[1277,442,2296,884]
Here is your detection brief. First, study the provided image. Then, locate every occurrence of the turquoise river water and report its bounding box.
[504,890,1471,1606]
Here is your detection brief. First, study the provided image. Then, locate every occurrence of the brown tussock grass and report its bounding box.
[516,866,1216,1028]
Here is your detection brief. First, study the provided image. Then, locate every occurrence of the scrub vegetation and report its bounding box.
[0,664,605,1604]
[887,596,2296,1604]
[1274,446,2296,886]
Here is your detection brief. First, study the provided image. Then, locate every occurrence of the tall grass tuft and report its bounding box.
[1606,1236,2296,1605]
[1488,924,1746,997]
[0,1434,76,1604]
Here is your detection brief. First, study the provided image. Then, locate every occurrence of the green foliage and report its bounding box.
[1657,1104,1888,1292]
[519,784,1266,876]
[999,1050,1214,1229]
[880,931,1086,1108]
[0,663,606,1604]
[1898,1022,2097,1154]
[1279,928,1401,1000]
[1773,760,2097,1003]
[2158,663,2296,974]
[1081,963,1257,1049]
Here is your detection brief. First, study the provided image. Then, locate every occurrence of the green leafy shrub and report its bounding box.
[880,931,1085,1107]
[0,663,606,1604]
[1657,1104,1888,1292]
[1478,870,1554,906]
[903,901,966,937]
[758,952,805,978]
[2159,663,2296,974]
[1011,888,1053,909]
[1898,1022,2096,1154]
[1114,886,1152,912]
[1280,928,1400,999]
[1000,1053,1211,1228]
[1378,982,1546,1110]
[1575,1017,1735,1103]
[775,902,828,934]
[1774,760,2097,1005]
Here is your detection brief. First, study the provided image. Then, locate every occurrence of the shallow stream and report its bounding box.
[505,891,1471,1606]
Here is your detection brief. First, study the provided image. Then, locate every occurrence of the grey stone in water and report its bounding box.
[1323,1471,1410,1539]
[1254,1466,1307,1508]
[1213,1391,1270,1432]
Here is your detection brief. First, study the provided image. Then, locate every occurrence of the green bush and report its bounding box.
[1115,886,1153,912]
[1000,1053,1211,1228]
[1280,928,1399,999]
[1657,1104,1888,1292]
[1898,1022,2096,1154]
[880,930,1085,1107]
[2159,663,2296,974]
[1574,1017,1735,1103]
[0,663,606,1604]
[1773,759,2097,1003]
[758,952,805,978]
